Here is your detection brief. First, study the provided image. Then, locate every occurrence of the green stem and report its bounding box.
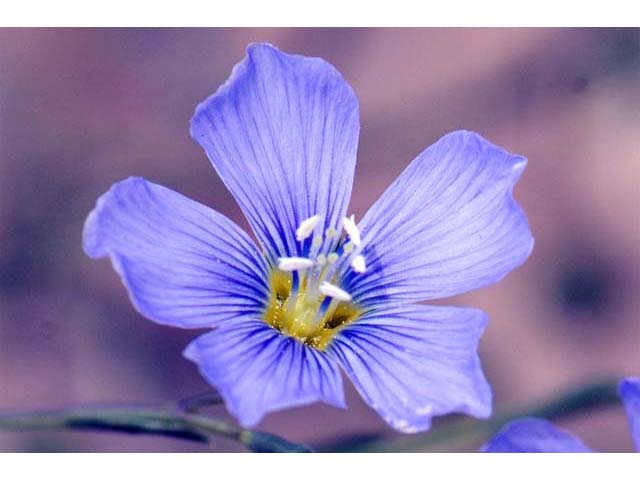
[178,391,223,413]
[1,380,619,453]
[344,379,621,452]
[0,406,312,453]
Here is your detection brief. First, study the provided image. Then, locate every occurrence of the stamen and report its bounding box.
[296,215,320,241]
[290,271,300,298]
[351,254,366,273]
[342,214,361,246]
[316,295,334,321]
[266,217,366,349]
[278,257,314,271]
[319,281,352,302]
[314,295,338,327]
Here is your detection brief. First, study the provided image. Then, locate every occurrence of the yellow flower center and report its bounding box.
[263,270,361,350]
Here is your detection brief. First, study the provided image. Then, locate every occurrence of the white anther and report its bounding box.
[327,253,339,264]
[277,257,314,271]
[325,227,338,239]
[311,235,323,248]
[296,215,320,241]
[351,254,366,273]
[342,242,354,254]
[316,254,327,266]
[342,214,361,246]
[319,282,352,302]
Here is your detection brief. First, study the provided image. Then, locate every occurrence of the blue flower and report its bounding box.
[83,43,533,432]
[482,377,640,452]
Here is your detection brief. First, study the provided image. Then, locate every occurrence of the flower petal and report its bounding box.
[619,377,640,451]
[327,304,491,433]
[183,320,346,427]
[190,43,360,260]
[83,177,269,328]
[343,131,533,305]
[481,418,593,453]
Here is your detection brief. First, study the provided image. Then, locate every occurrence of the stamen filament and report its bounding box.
[284,271,300,320]
[313,258,341,292]
[314,296,339,328]
[267,218,363,348]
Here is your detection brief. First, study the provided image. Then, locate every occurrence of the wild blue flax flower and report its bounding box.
[83,43,533,432]
[482,377,640,452]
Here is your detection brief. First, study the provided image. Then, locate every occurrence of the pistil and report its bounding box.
[266,214,367,348]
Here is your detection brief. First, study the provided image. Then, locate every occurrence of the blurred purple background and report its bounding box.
[1,28,639,452]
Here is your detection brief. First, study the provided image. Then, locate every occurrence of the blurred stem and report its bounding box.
[178,391,223,413]
[0,406,311,452]
[0,380,619,453]
[347,379,620,452]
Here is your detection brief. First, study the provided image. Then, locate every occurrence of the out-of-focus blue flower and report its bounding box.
[481,417,593,453]
[621,377,640,451]
[482,377,640,452]
[83,43,533,432]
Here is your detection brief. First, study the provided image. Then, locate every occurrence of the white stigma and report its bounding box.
[296,215,320,241]
[319,282,352,302]
[342,214,361,246]
[351,254,366,273]
[278,257,314,271]
[276,217,361,312]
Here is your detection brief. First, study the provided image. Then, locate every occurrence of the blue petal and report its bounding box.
[327,304,491,433]
[619,377,640,451]
[83,177,269,328]
[190,43,360,260]
[343,131,533,305]
[184,320,346,427]
[481,418,593,453]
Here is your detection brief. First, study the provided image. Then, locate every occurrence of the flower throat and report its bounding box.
[263,215,366,350]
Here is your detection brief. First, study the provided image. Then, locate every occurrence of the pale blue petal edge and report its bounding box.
[183,320,346,427]
[191,43,360,261]
[328,303,491,433]
[83,177,269,329]
[343,130,534,305]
